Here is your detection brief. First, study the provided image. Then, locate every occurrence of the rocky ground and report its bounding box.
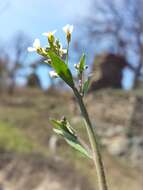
[0,88,143,190]
[0,153,93,190]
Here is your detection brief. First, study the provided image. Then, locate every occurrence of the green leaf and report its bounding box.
[47,50,74,88]
[65,139,91,159]
[51,118,91,159]
[83,77,90,96]
[51,119,75,136]
[51,119,68,133]
[79,53,86,73]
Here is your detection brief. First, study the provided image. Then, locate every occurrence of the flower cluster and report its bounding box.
[28,24,73,78]
[27,24,90,94]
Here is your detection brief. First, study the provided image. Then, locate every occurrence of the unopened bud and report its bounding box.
[63,24,73,44]
[66,32,71,43]
[49,71,58,78]
[44,59,51,65]
[42,30,57,44]
[84,65,88,70]
[74,64,79,70]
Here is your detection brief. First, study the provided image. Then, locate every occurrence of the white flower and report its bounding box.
[44,60,49,63]
[62,24,74,34]
[59,48,67,57]
[62,48,67,54]
[74,63,79,69]
[44,59,51,64]
[27,38,41,52]
[49,71,58,78]
[42,30,57,37]
[59,43,67,55]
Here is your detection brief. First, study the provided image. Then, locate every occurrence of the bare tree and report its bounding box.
[0,50,9,92]
[79,0,143,88]
[2,32,31,94]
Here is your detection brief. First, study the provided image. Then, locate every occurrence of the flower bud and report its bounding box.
[49,71,58,78]
[27,38,41,52]
[44,59,51,65]
[74,63,79,70]
[42,30,57,44]
[63,24,73,44]
[84,65,88,70]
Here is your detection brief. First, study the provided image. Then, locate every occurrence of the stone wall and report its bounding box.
[86,91,143,169]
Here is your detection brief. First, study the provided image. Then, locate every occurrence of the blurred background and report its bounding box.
[0,0,143,190]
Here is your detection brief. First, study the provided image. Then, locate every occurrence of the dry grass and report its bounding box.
[0,88,143,190]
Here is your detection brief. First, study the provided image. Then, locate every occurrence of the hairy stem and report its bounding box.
[73,87,108,190]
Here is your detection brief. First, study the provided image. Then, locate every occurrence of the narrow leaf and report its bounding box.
[54,128,91,158]
[51,118,91,158]
[83,77,90,96]
[47,50,74,88]
[65,139,91,159]
[79,54,86,73]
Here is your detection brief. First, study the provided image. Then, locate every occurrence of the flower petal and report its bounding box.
[49,71,58,78]
[63,24,73,34]
[27,47,36,52]
[42,30,57,37]
[33,38,41,49]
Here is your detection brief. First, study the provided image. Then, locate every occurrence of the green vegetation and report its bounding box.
[0,121,35,153]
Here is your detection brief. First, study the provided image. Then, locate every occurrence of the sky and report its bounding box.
[0,0,89,40]
[0,0,133,89]
[0,0,90,88]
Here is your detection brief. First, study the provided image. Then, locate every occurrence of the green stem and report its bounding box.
[79,72,83,96]
[73,87,108,190]
[66,43,69,65]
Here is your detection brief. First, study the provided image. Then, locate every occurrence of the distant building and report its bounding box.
[89,53,131,92]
